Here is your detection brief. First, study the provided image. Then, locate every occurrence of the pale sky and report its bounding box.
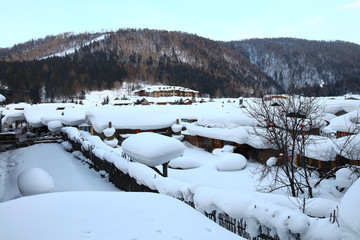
[1,0,359,48]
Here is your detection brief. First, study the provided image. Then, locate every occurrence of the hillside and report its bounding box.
[0,29,277,103]
[226,38,360,95]
[1,30,360,103]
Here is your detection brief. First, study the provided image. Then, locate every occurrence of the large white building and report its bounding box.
[133,85,199,98]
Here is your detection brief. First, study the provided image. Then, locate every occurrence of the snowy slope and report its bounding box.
[0,191,242,240]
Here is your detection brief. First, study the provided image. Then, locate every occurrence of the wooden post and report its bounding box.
[90,126,94,135]
[309,158,313,166]
[108,121,112,128]
[162,162,169,177]
[331,160,336,169]
[318,160,322,168]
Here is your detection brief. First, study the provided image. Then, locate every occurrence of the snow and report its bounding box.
[216,153,247,171]
[169,156,202,169]
[266,157,278,167]
[103,137,118,147]
[186,122,249,144]
[0,192,241,240]
[85,105,177,133]
[0,94,5,102]
[0,143,118,202]
[339,178,360,239]
[2,95,359,239]
[47,120,63,132]
[17,168,54,196]
[122,132,186,166]
[335,168,355,189]
[102,126,115,137]
[171,123,183,132]
[212,144,236,156]
[197,109,257,128]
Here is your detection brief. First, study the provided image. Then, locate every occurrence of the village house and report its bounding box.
[133,85,199,98]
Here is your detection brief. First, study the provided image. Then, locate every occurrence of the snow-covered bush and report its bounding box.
[335,168,356,192]
[212,145,235,156]
[169,157,202,169]
[216,153,247,171]
[17,168,54,196]
[104,138,118,148]
[266,157,278,167]
[61,141,73,151]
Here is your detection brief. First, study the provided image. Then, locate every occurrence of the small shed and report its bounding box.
[121,132,185,177]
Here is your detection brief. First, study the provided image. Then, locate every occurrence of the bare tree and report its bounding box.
[246,94,325,198]
[113,81,122,97]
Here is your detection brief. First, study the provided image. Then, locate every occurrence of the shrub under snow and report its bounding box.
[335,168,354,190]
[169,157,202,169]
[17,168,54,196]
[216,153,247,171]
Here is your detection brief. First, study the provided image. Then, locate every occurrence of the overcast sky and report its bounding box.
[1,0,359,48]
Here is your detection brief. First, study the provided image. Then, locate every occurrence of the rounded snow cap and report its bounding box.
[17,168,54,196]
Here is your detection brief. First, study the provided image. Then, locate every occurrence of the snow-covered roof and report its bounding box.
[122,132,186,166]
[186,122,249,144]
[304,136,337,161]
[1,103,31,125]
[22,103,82,128]
[85,105,177,133]
[134,85,199,93]
[197,110,257,128]
[328,110,360,133]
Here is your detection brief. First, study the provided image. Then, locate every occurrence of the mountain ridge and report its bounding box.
[0,29,359,103]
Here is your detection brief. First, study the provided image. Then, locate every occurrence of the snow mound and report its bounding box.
[266,157,278,167]
[17,168,54,196]
[103,127,115,138]
[169,157,202,169]
[336,168,354,189]
[212,145,235,156]
[61,141,73,151]
[171,123,183,133]
[0,94,6,102]
[172,134,184,141]
[122,132,186,166]
[47,120,63,132]
[104,138,118,148]
[216,153,247,171]
[339,178,360,239]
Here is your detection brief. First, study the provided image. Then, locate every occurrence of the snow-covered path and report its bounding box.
[0,143,118,202]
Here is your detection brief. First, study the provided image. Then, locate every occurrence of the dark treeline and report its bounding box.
[1,29,359,103]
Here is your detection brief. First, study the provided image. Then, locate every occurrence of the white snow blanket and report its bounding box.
[0,192,241,240]
[186,122,249,144]
[339,178,360,239]
[122,132,186,166]
[197,110,257,128]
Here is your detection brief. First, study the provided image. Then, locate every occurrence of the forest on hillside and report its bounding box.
[1,29,359,103]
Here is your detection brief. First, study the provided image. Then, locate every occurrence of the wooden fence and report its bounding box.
[62,133,289,240]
